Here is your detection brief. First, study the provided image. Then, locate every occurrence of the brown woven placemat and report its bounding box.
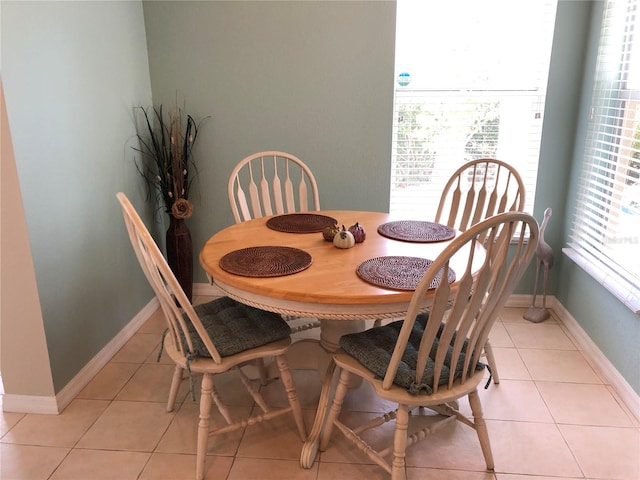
[356,256,456,291]
[266,213,338,233]
[219,246,312,277]
[377,220,456,243]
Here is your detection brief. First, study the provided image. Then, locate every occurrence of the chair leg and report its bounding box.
[391,404,409,480]
[275,354,307,441]
[319,366,350,451]
[196,373,213,480]
[483,339,500,384]
[254,358,270,386]
[469,388,494,470]
[167,365,184,412]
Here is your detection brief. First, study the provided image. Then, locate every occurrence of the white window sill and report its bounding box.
[562,247,640,316]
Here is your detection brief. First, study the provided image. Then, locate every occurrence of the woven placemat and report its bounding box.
[266,213,338,233]
[356,256,456,291]
[377,220,456,243]
[219,246,312,277]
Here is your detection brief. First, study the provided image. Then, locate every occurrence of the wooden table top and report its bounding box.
[199,210,482,320]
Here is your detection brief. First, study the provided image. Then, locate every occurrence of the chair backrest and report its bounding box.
[228,150,320,223]
[383,211,539,393]
[434,158,526,233]
[116,192,223,363]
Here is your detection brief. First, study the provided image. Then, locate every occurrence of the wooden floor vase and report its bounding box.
[166,214,193,302]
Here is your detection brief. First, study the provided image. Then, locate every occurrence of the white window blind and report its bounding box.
[566,0,640,314]
[390,0,557,220]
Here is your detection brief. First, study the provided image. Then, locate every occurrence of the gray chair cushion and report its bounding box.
[182,296,291,358]
[339,312,484,394]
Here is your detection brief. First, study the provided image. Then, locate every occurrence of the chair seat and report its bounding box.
[339,312,484,395]
[182,296,291,358]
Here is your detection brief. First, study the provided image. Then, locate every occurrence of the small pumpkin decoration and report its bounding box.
[322,223,340,242]
[333,225,355,249]
[348,222,366,243]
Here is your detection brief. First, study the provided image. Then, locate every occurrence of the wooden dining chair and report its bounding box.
[228,151,322,334]
[228,150,320,224]
[435,158,526,384]
[435,158,526,234]
[301,212,539,480]
[116,192,306,480]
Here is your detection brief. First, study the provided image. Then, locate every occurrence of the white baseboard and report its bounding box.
[193,282,225,297]
[53,297,160,412]
[2,393,60,414]
[504,294,534,308]
[551,297,640,423]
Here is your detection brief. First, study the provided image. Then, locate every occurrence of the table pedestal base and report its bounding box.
[267,318,365,388]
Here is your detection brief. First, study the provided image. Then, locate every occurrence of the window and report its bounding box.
[389,1,557,220]
[565,0,640,314]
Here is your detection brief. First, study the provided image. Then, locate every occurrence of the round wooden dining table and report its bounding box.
[199,210,484,374]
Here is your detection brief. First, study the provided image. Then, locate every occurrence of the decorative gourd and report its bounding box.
[333,225,355,249]
[348,222,366,243]
[322,223,340,242]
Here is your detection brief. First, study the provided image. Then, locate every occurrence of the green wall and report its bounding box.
[556,1,640,393]
[142,0,397,284]
[1,0,155,391]
[1,0,638,396]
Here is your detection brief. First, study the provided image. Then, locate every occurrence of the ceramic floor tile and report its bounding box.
[559,424,640,479]
[488,420,583,477]
[137,308,168,334]
[48,449,150,480]
[145,341,176,365]
[496,476,583,480]
[235,407,313,460]
[459,379,554,423]
[111,332,162,363]
[228,457,318,480]
[265,370,397,415]
[537,381,636,427]
[257,368,322,410]
[115,363,190,403]
[186,370,259,407]
[340,379,397,414]
[0,399,109,447]
[5,303,637,480]
[76,400,174,452]
[155,400,248,456]
[0,407,24,438]
[505,323,577,350]
[407,468,496,479]
[317,461,389,480]
[139,452,234,480]
[518,349,602,383]
[0,443,70,480]
[403,415,497,472]
[605,385,640,427]
[487,322,514,348]
[491,348,531,381]
[318,410,394,465]
[76,362,140,400]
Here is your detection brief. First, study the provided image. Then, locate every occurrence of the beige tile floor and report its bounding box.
[2,299,639,480]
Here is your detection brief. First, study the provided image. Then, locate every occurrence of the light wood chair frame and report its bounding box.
[435,158,526,384]
[227,150,322,334]
[228,150,321,224]
[435,158,526,234]
[301,212,539,480]
[117,192,306,480]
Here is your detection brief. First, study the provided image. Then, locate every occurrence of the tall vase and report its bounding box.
[165,214,193,303]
